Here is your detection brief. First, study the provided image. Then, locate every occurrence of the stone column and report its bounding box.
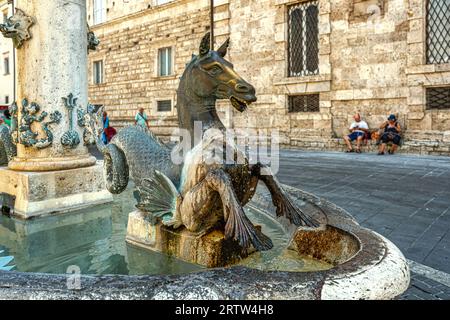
[10,0,95,171]
[0,0,112,218]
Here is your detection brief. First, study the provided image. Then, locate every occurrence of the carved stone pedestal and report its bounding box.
[0,1,112,218]
[0,164,113,219]
[126,210,256,268]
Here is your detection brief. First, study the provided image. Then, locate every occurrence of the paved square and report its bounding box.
[90,146,450,299]
[276,150,450,300]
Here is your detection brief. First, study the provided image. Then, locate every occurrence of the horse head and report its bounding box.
[183,32,257,112]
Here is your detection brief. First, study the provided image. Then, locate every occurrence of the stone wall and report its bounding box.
[0,0,14,106]
[226,0,333,147]
[87,0,174,24]
[88,0,211,140]
[88,0,450,155]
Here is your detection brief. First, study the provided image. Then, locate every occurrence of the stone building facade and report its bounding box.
[87,0,450,155]
[0,0,14,111]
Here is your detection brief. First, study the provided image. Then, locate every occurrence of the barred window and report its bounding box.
[427,0,450,64]
[288,94,320,113]
[157,100,172,112]
[426,87,450,110]
[288,1,319,77]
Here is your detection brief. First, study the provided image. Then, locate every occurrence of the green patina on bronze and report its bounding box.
[87,25,100,52]
[61,94,81,149]
[17,99,62,149]
[0,8,34,49]
[0,125,16,165]
[77,103,96,146]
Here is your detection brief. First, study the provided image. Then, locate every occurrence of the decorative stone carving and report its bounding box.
[77,103,96,145]
[87,25,99,52]
[0,8,34,49]
[17,99,62,149]
[61,94,81,149]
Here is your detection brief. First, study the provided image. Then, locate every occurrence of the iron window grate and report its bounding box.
[426,0,450,64]
[288,94,320,113]
[288,1,319,77]
[426,87,450,110]
[157,100,172,112]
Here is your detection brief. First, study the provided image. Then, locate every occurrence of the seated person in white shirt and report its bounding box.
[343,113,369,153]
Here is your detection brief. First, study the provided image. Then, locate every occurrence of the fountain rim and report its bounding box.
[0,184,410,300]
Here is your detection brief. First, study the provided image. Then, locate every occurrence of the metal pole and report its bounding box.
[12,0,15,103]
[210,0,214,49]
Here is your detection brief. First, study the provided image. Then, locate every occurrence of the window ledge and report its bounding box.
[92,21,107,27]
[425,108,450,113]
[149,113,176,118]
[406,63,450,75]
[274,0,301,6]
[274,74,331,86]
[151,75,178,80]
[288,111,322,114]
[154,1,175,8]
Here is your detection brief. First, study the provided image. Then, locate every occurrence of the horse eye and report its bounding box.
[209,66,223,75]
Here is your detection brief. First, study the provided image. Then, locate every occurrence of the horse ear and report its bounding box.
[217,38,230,57]
[199,32,210,56]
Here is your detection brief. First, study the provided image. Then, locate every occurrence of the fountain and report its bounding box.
[0,1,409,300]
[0,182,409,299]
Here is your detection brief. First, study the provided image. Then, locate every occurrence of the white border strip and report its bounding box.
[408,259,450,288]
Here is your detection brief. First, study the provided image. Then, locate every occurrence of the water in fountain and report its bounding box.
[0,182,331,275]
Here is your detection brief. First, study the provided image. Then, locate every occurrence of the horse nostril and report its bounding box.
[235,83,252,93]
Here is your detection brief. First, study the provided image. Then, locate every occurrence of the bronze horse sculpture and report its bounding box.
[85,33,321,251]
[0,124,16,166]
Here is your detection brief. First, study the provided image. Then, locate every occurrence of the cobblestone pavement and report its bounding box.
[89,145,450,299]
[276,150,450,300]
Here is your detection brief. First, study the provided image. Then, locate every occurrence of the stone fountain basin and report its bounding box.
[0,184,410,300]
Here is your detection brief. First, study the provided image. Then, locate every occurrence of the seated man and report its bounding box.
[344,113,369,153]
[378,114,401,155]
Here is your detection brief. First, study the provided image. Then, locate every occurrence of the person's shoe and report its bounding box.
[345,149,354,153]
[377,151,385,155]
[388,150,394,155]
[356,149,362,153]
